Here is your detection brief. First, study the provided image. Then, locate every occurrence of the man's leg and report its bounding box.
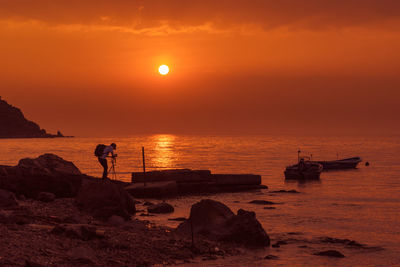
[98,158,108,179]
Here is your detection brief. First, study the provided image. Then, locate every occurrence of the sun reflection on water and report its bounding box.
[150,134,178,169]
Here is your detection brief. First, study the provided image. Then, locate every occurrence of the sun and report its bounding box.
[158,65,170,75]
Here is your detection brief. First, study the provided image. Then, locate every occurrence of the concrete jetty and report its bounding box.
[126,169,267,198]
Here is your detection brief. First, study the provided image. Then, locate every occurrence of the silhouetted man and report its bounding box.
[98,143,117,179]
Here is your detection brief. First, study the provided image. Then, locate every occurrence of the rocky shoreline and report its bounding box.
[0,154,270,266]
[1,197,244,266]
[0,154,386,266]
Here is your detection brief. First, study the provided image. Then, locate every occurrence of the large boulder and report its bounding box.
[221,209,270,246]
[17,154,81,176]
[75,179,136,220]
[176,199,270,247]
[0,154,83,198]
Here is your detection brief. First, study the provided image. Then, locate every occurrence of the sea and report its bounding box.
[1,135,399,266]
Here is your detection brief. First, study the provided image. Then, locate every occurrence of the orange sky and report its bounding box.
[1,0,400,136]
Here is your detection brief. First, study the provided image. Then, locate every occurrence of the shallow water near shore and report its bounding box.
[1,134,400,266]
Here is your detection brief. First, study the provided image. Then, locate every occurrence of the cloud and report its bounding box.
[1,0,400,32]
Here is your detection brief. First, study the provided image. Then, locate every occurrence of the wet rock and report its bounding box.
[264,255,279,260]
[75,179,136,220]
[263,207,276,210]
[147,203,174,214]
[249,200,277,205]
[314,250,345,258]
[0,189,18,208]
[272,240,288,248]
[319,237,367,248]
[144,201,155,206]
[37,192,55,202]
[176,199,270,247]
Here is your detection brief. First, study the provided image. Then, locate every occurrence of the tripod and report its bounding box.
[108,156,117,180]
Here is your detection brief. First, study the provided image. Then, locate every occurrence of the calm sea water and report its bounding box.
[1,135,400,266]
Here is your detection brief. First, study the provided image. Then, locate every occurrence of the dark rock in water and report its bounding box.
[168,217,187,221]
[37,192,55,202]
[147,203,174,214]
[143,201,155,206]
[75,179,136,220]
[176,199,270,247]
[319,237,372,249]
[249,200,277,205]
[0,189,18,208]
[221,209,270,247]
[314,250,345,258]
[0,154,83,198]
[288,232,303,235]
[263,207,276,210]
[271,190,300,194]
[0,97,67,138]
[272,240,288,248]
[264,255,279,260]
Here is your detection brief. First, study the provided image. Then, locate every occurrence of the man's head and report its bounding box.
[111,143,117,149]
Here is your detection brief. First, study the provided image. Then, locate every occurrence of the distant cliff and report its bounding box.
[0,97,67,138]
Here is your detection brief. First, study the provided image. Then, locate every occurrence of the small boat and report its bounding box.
[312,157,362,170]
[284,160,323,180]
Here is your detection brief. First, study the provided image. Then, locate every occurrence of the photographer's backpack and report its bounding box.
[94,144,106,157]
